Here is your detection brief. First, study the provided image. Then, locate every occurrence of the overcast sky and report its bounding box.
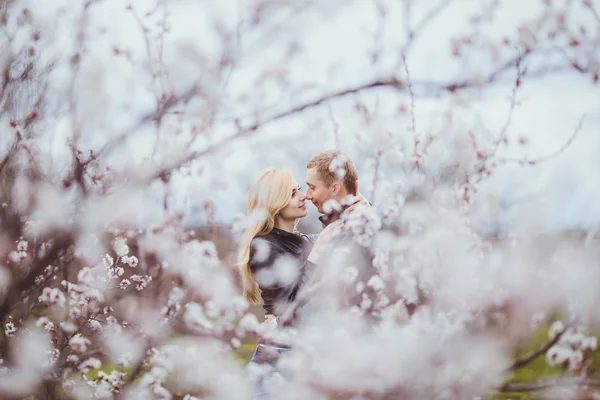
[23,0,600,233]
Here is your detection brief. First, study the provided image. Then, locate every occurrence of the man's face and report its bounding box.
[305,168,335,214]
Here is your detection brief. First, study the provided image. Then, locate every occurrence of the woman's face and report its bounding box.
[278,179,308,220]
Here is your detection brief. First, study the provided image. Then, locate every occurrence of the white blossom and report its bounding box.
[342,266,359,284]
[122,255,139,268]
[69,334,91,353]
[130,275,152,291]
[16,240,28,252]
[183,303,213,331]
[356,281,365,293]
[79,357,102,373]
[366,274,385,292]
[5,321,16,337]
[112,237,129,256]
[323,199,342,214]
[35,317,55,332]
[66,354,79,364]
[359,294,373,310]
[251,239,271,264]
[102,254,114,268]
[38,287,66,307]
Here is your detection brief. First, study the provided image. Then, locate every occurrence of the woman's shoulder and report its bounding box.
[249,232,285,258]
[251,231,283,248]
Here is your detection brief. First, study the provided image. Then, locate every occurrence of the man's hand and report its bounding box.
[345,192,371,215]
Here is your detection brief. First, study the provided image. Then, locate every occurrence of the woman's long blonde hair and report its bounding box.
[238,169,294,304]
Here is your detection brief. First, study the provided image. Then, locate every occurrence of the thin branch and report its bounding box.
[115,340,153,399]
[402,53,416,134]
[0,131,21,175]
[412,48,533,95]
[0,63,11,105]
[499,377,600,393]
[326,102,340,149]
[488,48,524,158]
[504,323,571,372]
[147,78,405,181]
[402,0,455,55]
[497,114,586,165]
[95,84,201,159]
[584,0,600,24]
[142,48,561,183]
[370,154,381,206]
[412,0,454,35]
[0,233,75,324]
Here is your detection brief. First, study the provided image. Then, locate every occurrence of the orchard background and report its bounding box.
[0,0,599,399]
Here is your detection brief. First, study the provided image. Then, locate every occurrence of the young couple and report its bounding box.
[237,150,366,365]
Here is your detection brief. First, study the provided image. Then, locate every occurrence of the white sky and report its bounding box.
[17,0,600,233]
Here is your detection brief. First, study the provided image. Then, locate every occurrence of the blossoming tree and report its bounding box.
[0,0,599,399]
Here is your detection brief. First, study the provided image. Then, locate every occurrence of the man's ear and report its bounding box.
[331,181,341,196]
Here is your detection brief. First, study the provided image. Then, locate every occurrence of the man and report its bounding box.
[304,149,362,228]
[302,150,394,319]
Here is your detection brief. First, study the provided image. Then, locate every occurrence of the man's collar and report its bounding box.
[319,204,350,227]
[318,196,371,227]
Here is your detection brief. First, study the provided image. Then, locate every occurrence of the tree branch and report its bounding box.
[496,114,586,165]
[0,232,75,324]
[147,78,405,181]
[144,47,563,183]
[504,323,571,372]
[584,0,600,24]
[500,377,600,393]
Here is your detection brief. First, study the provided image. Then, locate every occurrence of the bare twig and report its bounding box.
[412,48,533,95]
[95,84,202,159]
[370,153,381,206]
[147,78,405,181]
[412,0,454,36]
[488,48,524,158]
[0,234,75,314]
[584,0,600,24]
[497,114,586,165]
[402,53,416,134]
[326,102,340,149]
[401,0,455,55]
[500,377,600,393]
[115,339,153,399]
[505,323,571,372]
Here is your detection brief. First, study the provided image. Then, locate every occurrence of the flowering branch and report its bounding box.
[0,233,76,324]
[505,323,571,372]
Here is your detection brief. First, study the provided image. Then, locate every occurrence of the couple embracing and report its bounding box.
[237,150,370,368]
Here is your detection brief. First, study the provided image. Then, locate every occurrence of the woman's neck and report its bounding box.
[275,218,295,233]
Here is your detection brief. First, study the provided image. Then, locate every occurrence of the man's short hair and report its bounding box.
[307,150,358,195]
